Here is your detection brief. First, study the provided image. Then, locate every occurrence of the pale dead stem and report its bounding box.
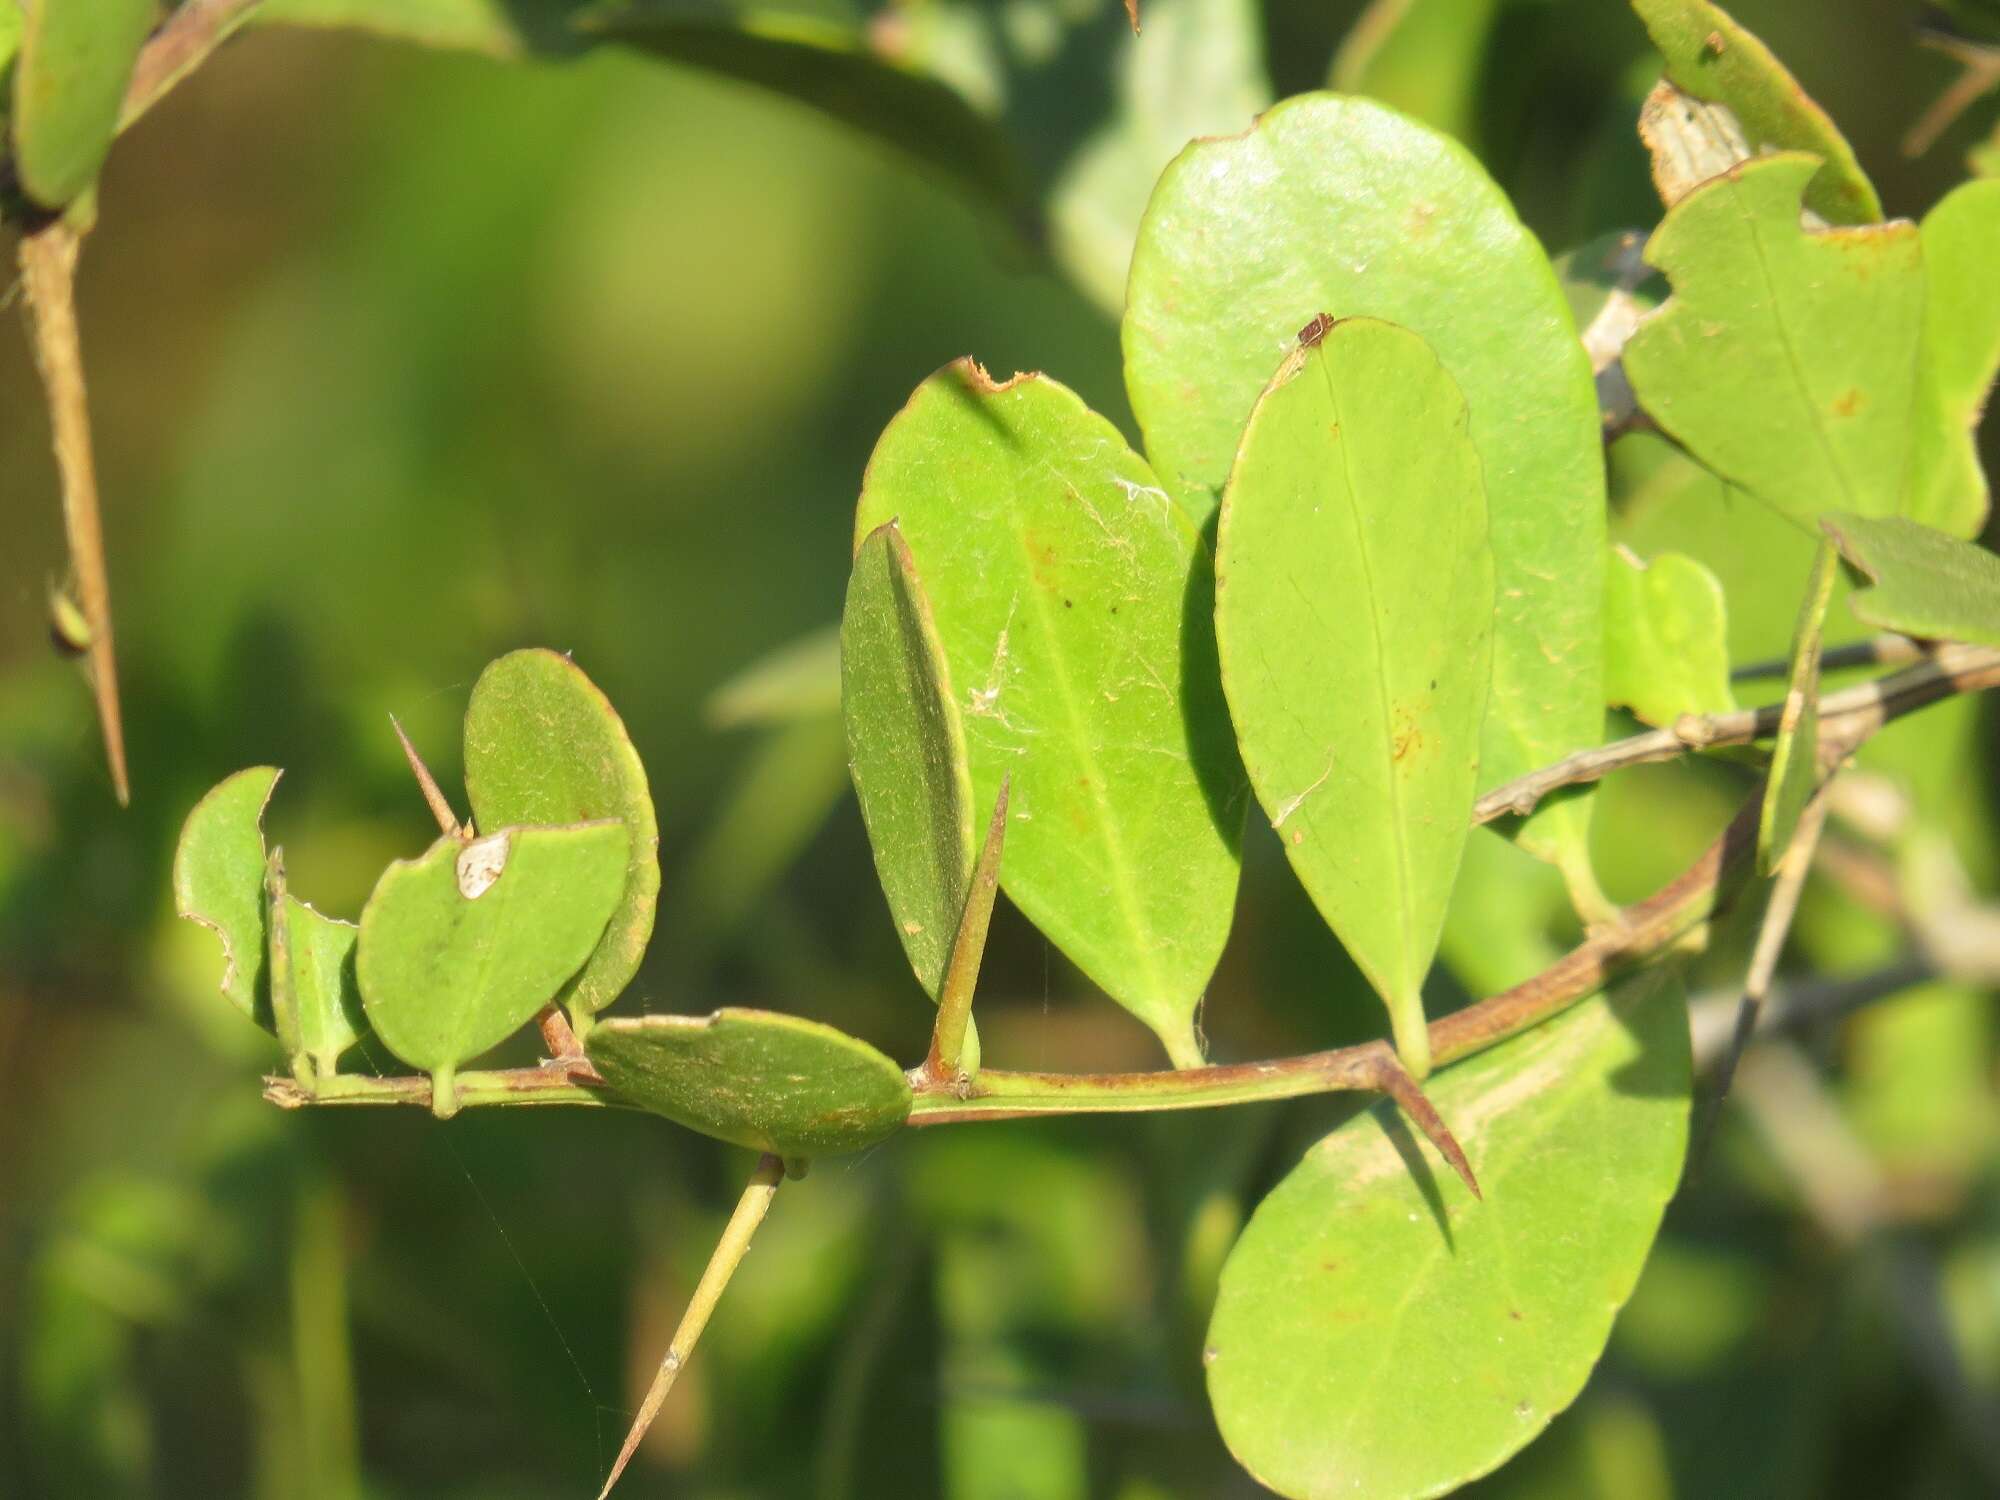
[19,224,128,804]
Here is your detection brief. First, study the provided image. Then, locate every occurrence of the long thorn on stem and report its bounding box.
[1374,1055,1481,1199]
[926,775,1009,1085]
[598,1153,786,1500]
[389,715,462,838]
[20,223,128,805]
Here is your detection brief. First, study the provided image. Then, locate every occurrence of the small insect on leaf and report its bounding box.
[1297,311,1336,347]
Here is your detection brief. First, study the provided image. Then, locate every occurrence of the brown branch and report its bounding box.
[1473,644,2000,826]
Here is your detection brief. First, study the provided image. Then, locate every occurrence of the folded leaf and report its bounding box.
[266,852,368,1079]
[357,822,629,1114]
[1623,155,1924,528]
[1216,318,1492,1078]
[1124,94,1605,887]
[1822,512,2000,648]
[842,521,976,1002]
[1206,968,1691,1500]
[463,649,660,1020]
[855,362,1244,1067]
[1630,0,1881,223]
[586,1008,911,1158]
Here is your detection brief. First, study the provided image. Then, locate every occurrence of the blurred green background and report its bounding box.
[3,1,1999,1495]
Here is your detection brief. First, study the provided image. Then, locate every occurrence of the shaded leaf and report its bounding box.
[854,361,1244,1067]
[1124,94,1605,887]
[705,624,840,729]
[1908,179,2000,537]
[173,767,282,1029]
[1821,512,2000,648]
[1047,0,1269,313]
[842,521,976,1001]
[1759,538,1837,874]
[586,1007,911,1157]
[1623,155,1925,528]
[8,0,153,209]
[1331,0,1503,145]
[462,649,660,1019]
[1215,318,1492,1077]
[1630,0,1881,223]
[658,714,851,969]
[1206,969,1691,1500]
[1604,546,1736,726]
[255,0,1025,234]
[357,822,629,1113]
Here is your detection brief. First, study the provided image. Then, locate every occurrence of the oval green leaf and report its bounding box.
[1822,512,2000,650]
[1604,546,1736,726]
[1623,155,1924,528]
[463,649,660,1019]
[854,361,1244,1067]
[1215,318,1492,1078]
[357,822,630,1113]
[1631,0,1881,224]
[842,521,975,1001]
[1123,94,1605,886]
[585,1007,912,1158]
[9,0,154,209]
[1205,968,1692,1500]
[1759,538,1837,874]
[174,767,281,1029]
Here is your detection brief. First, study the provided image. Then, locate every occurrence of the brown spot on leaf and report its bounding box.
[1830,388,1865,417]
[1297,311,1335,347]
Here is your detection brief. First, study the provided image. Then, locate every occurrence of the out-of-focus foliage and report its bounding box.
[4,2,2000,1498]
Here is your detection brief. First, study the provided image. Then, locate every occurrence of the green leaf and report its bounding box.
[1123,94,1606,885]
[462,649,660,1021]
[1759,538,1837,873]
[1331,0,1503,145]
[174,767,282,1029]
[1907,179,2000,538]
[267,862,367,1080]
[356,822,630,1114]
[1623,155,1925,528]
[705,624,840,729]
[1045,0,1270,314]
[1205,968,1692,1500]
[1603,546,1736,726]
[1821,512,2000,648]
[854,362,1244,1067]
[1630,0,1881,224]
[585,1007,911,1157]
[8,0,154,209]
[1215,318,1492,1078]
[842,521,976,1002]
